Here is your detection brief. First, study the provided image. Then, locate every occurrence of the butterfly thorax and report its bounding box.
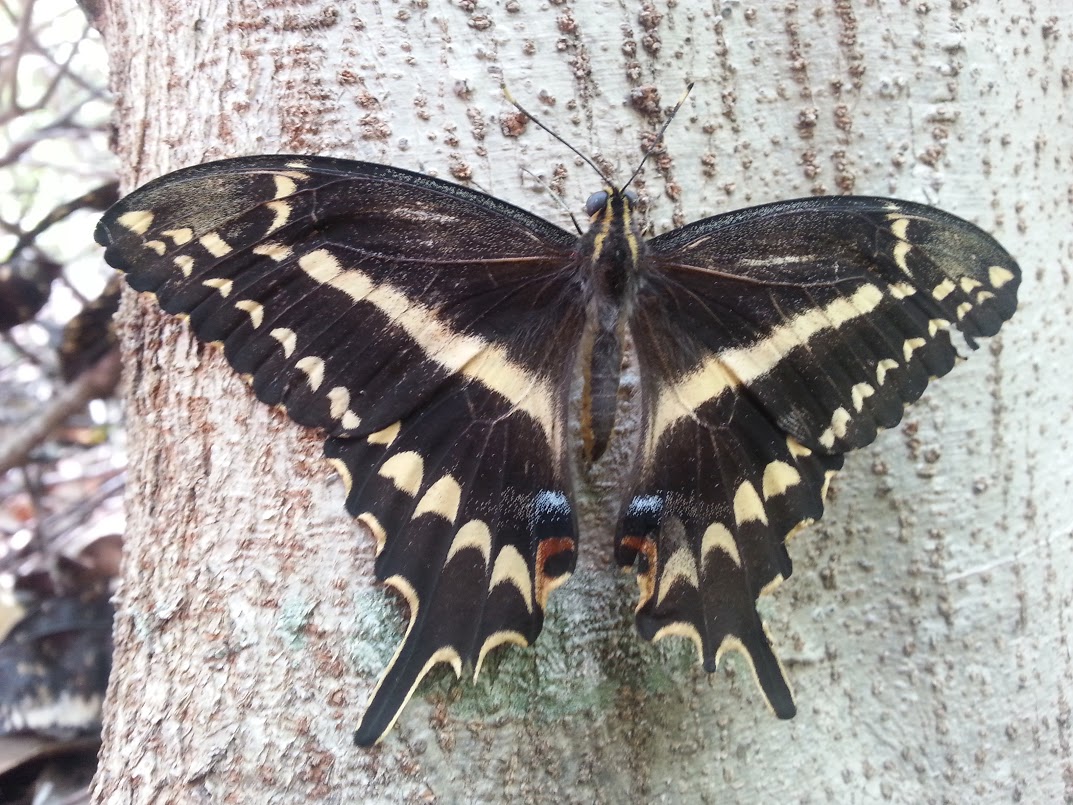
[579,187,645,464]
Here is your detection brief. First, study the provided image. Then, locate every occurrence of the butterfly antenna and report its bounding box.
[502,85,612,185]
[622,82,694,192]
[520,167,584,234]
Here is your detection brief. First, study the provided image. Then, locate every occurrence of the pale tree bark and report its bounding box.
[92,0,1070,802]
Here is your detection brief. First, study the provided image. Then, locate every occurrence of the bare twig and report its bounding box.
[0,349,120,476]
[3,182,120,263]
[0,0,36,116]
[0,104,104,169]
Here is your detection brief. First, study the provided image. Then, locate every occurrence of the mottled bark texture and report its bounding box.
[93,1,1070,802]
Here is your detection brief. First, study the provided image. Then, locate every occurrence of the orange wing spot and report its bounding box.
[535,537,576,609]
[620,535,658,611]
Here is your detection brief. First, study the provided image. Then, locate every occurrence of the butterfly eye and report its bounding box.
[624,188,639,205]
[584,190,609,217]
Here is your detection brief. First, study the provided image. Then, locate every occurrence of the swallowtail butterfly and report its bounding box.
[96,107,1019,745]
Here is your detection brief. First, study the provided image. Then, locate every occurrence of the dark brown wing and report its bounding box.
[617,196,1019,716]
[95,156,587,744]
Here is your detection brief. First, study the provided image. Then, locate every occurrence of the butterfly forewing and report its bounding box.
[617,196,1019,715]
[96,156,587,744]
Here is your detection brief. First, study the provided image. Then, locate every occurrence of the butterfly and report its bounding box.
[95,111,1019,745]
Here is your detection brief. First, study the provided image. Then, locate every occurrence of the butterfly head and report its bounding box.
[584,187,640,222]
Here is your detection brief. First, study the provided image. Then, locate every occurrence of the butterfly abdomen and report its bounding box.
[578,189,646,463]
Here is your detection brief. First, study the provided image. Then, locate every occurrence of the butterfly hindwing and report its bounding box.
[324,372,578,744]
[95,155,587,744]
[618,196,1019,712]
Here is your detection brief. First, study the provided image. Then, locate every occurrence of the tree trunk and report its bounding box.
[93,0,1070,802]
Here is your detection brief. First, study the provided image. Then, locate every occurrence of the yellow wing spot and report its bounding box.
[715,633,795,716]
[760,573,785,596]
[384,575,419,632]
[357,512,386,554]
[701,522,741,567]
[889,282,916,299]
[416,647,462,685]
[367,421,401,446]
[928,318,951,337]
[819,407,851,449]
[820,469,837,503]
[474,631,528,680]
[145,240,167,255]
[733,481,768,526]
[841,282,888,314]
[378,451,424,496]
[959,277,982,294]
[889,217,910,241]
[762,461,801,499]
[452,347,555,439]
[273,174,297,199]
[489,545,533,613]
[198,232,232,257]
[932,279,956,301]
[850,382,875,412]
[235,299,264,328]
[989,265,1016,288]
[875,358,899,386]
[536,567,573,610]
[830,406,852,438]
[412,474,462,523]
[117,210,154,235]
[253,242,293,261]
[342,411,360,429]
[445,519,492,565]
[327,458,352,495]
[651,359,740,444]
[299,248,346,284]
[270,327,297,358]
[202,277,233,298]
[174,255,195,277]
[893,240,912,273]
[162,227,193,245]
[657,547,700,606]
[786,517,815,542]
[655,285,885,443]
[327,386,351,419]
[622,536,657,611]
[652,622,704,662]
[715,636,754,676]
[902,337,927,361]
[956,302,973,320]
[295,356,325,391]
[265,200,291,235]
[976,290,996,304]
[786,436,812,458]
